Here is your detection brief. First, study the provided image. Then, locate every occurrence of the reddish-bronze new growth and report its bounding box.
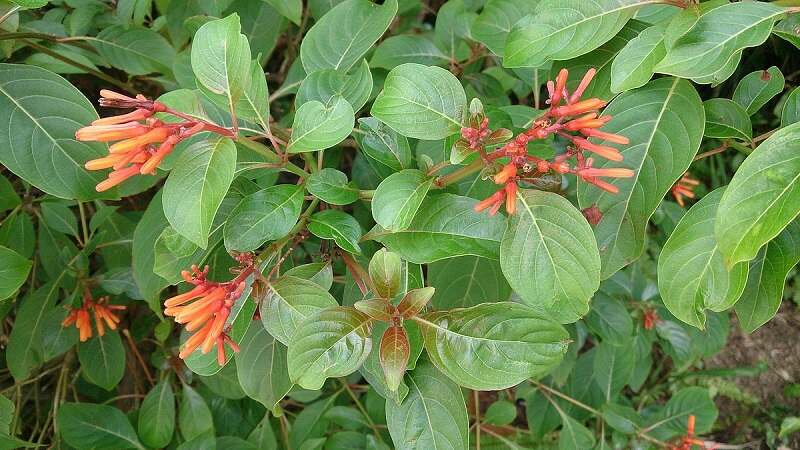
[466,68,634,216]
[76,90,233,192]
[62,294,126,342]
[671,172,700,207]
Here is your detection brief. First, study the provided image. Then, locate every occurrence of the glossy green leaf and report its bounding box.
[385,359,469,450]
[371,63,467,140]
[355,117,414,179]
[428,256,511,309]
[58,403,144,450]
[655,2,785,83]
[191,14,252,114]
[92,25,175,76]
[0,64,110,200]
[0,175,20,212]
[132,191,170,312]
[224,184,304,251]
[735,220,800,333]
[260,275,339,345]
[287,96,355,153]
[716,122,800,267]
[163,137,236,248]
[0,246,30,301]
[472,0,539,56]
[288,395,338,448]
[370,35,449,70]
[236,323,294,410]
[578,77,704,279]
[78,332,125,390]
[593,340,635,400]
[372,170,433,232]
[264,0,302,25]
[7,281,60,381]
[300,0,398,73]
[583,292,633,346]
[308,209,362,254]
[287,306,373,390]
[285,262,334,291]
[416,302,568,390]
[773,14,800,49]
[659,188,749,329]
[602,403,640,434]
[501,190,601,323]
[306,168,360,205]
[202,59,271,131]
[646,387,717,440]
[368,248,403,299]
[367,194,506,263]
[40,202,78,237]
[781,87,800,128]
[179,384,214,441]
[732,66,785,115]
[504,0,652,68]
[610,24,666,93]
[138,381,175,448]
[703,98,752,141]
[296,60,372,112]
[248,414,278,449]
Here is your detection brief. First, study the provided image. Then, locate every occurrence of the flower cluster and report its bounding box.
[164,261,252,365]
[75,90,232,192]
[62,295,126,342]
[467,68,634,216]
[671,172,700,207]
[670,415,718,450]
[642,308,660,330]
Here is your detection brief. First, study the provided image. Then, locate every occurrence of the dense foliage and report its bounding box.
[0,0,799,448]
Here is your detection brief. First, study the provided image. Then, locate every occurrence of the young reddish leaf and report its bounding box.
[379,325,410,392]
[354,298,393,322]
[368,248,402,299]
[396,287,435,318]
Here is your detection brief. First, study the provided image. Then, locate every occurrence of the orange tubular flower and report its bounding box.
[164,264,249,366]
[671,173,700,207]
[471,68,632,216]
[62,295,126,342]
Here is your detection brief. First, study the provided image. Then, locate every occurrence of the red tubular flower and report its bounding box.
[164,264,248,365]
[62,295,126,342]
[671,172,700,207]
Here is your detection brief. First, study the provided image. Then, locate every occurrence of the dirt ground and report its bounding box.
[706,303,800,449]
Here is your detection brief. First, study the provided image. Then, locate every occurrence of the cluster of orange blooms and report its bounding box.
[75,90,231,192]
[468,68,634,216]
[62,294,126,342]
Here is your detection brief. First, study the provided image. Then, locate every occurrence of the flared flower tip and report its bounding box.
[100,89,135,101]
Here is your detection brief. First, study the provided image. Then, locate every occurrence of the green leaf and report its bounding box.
[287,96,355,153]
[371,63,467,140]
[355,117,414,179]
[504,0,651,68]
[779,417,800,439]
[0,246,30,301]
[138,381,175,448]
[202,59,272,131]
[781,87,800,128]
[300,0,398,73]
[703,98,752,141]
[658,188,749,329]
[558,415,595,450]
[191,14,252,114]
[289,395,338,448]
[602,403,640,434]
[179,384,214,441]
[296,60,373,113]
[285,262,334,290]
[380,325,410,392]
[7,281,59,381]
[236,323,294,410]
[501,190,601,323]
[646,387,717,440]
[368,248,403,299]
[224,184,304,251]
[773,14,800,49]
[40,202,78,237]
[654,2,785,83]
[248,414,278,449]
[307,168,360,205]
[593,340,635,400]
[434,0,476,57]
[78,332,126,390]
[472,0,539,56]
[732,66,785,115]
[577,77,704,279]
[308,210,362,254]
[0,64,111,200]
[610,24,666,93]
[0,175,20,212]
[372,170,433,232]
[370,35,449,70]
[662,0,727,49]
[734,220,800,333]
[287,306,373,390]
[716,122,800,267]
[428,256,511,308]
[260,275,338,345]
[416,302,568,390]
[163,137,237,248]
[92,25,175,76]
[58,403,144,450]
[484,400,518,426]
[264,0,302,24]
[132,191,170,312]
[360,321,410,404]
[367,194,506,263]
[583,292,633,346]
[385,359,468,450]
